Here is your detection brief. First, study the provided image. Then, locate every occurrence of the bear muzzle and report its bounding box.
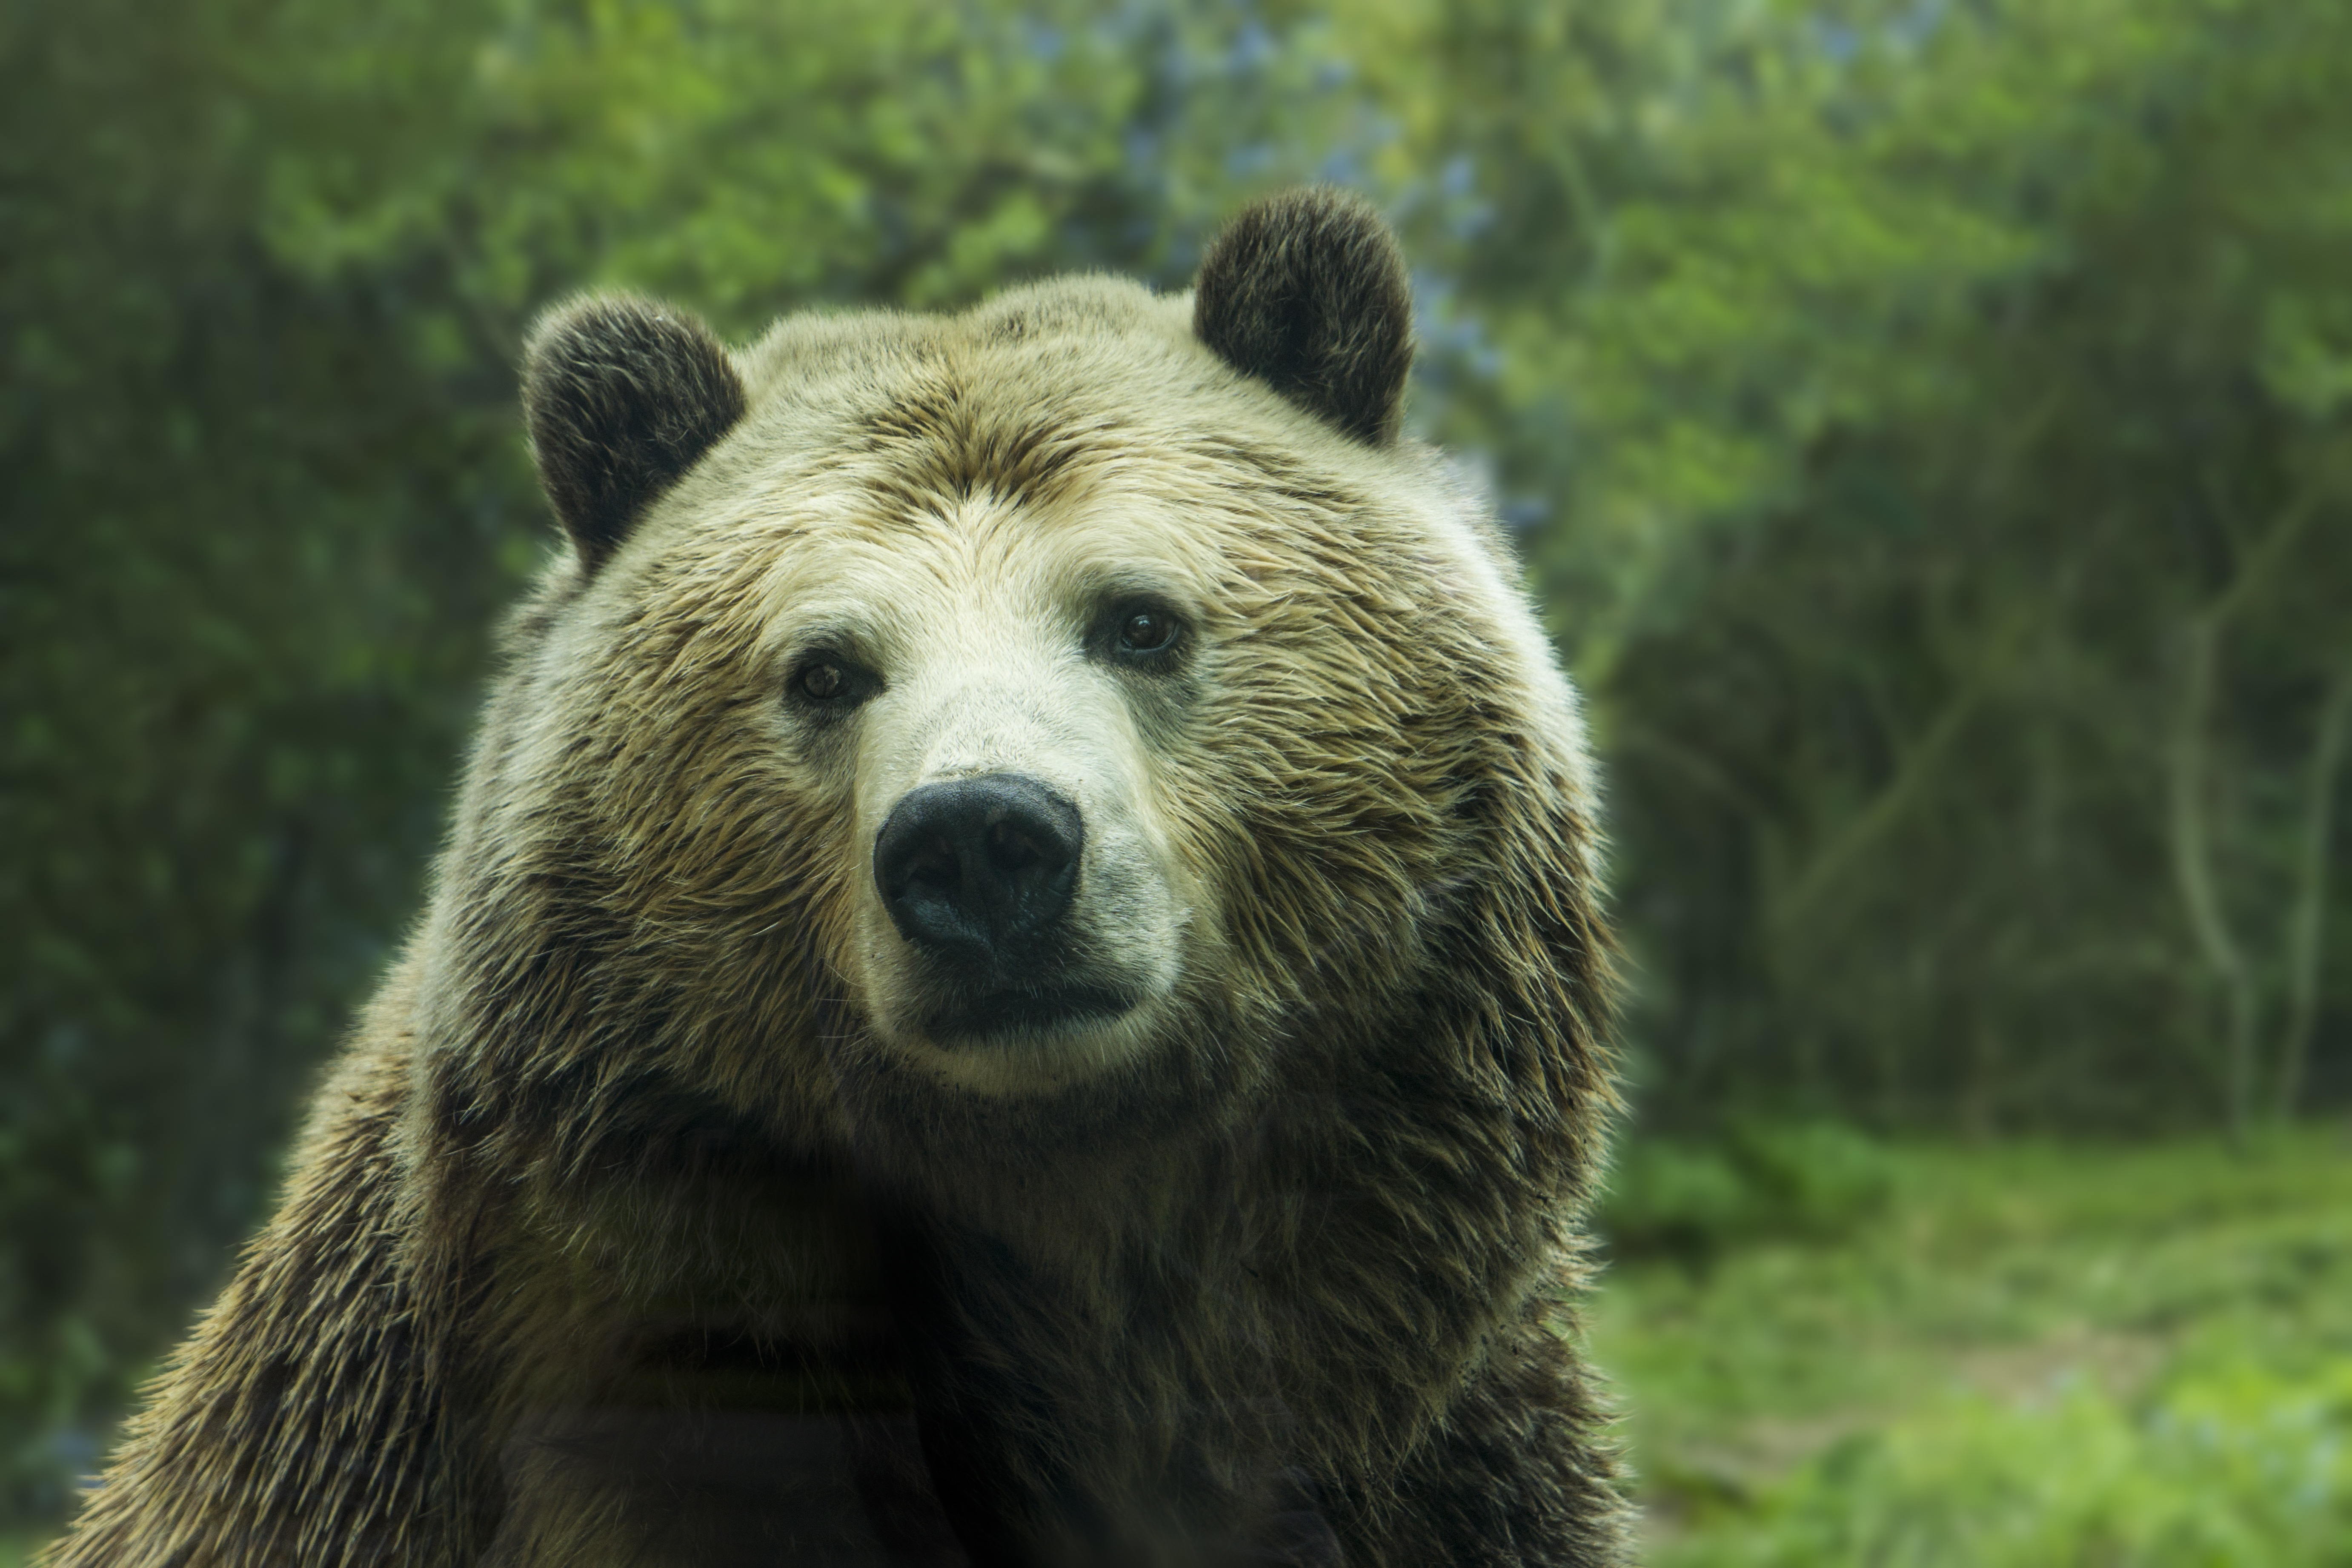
[873,772,1137,1039]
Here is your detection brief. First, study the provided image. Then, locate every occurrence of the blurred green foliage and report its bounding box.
[3,0,2349,1538]
[1601,1120,1896,1267]
[1582,0,2352,1136]
[1597,1132,2352,1564]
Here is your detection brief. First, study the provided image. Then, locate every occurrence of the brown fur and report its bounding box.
[1193,188,1415,446]
[523,294,748,567]
[46,189,1627,1567]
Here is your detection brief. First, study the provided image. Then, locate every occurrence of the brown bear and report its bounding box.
[43,187,1625,1567]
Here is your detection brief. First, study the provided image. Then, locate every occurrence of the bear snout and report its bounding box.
[874,771,1085,973]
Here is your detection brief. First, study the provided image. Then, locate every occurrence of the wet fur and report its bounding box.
[47,190,1628,1566]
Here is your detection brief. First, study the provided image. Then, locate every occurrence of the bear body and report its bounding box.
[46,190,1625,1567]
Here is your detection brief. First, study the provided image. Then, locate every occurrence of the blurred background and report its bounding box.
[4,0,2349,1560]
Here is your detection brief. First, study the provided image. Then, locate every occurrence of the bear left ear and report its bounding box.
[521,292,748,571]
[1193,187,1415,446]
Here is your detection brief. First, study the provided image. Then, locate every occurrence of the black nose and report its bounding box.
[875,774,1084,966]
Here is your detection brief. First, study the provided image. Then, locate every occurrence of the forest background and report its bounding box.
[5,0,2349,1558]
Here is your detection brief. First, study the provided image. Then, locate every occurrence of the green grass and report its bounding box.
[1591,1129,2352,1565]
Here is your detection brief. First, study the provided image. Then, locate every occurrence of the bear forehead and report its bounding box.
[718,275,1428,523]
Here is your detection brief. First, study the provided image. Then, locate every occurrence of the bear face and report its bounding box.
[476,200,1590,1213]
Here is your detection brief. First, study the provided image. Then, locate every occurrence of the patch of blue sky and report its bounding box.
[1806,0,1951,66]
[1016,17,1066,64]
[1230,17,1276,73]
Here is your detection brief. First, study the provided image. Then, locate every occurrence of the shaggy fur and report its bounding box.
[1193,189,1414,446]
[46,189,1627,1567]
[523,294,749,566]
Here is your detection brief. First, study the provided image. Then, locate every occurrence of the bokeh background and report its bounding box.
[5,1,2350,1561]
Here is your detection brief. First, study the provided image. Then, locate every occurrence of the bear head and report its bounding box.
[428,188,1605,1218]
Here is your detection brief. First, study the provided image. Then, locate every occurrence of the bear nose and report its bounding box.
[874,773,1084,965]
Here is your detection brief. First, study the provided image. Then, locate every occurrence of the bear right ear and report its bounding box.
[1193,187,1415,446]
[521,292,748,571]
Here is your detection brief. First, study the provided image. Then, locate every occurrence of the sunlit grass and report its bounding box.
[1593,1129,2352,1565]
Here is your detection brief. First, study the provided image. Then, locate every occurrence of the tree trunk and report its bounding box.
[2167,616,2260,1146]
[2275,665,2352,1120]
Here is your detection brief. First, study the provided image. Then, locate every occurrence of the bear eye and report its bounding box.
[1115,607,1181,658]
[788,654,875,713]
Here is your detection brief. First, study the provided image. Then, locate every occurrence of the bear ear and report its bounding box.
[521,292,748,571]
[1192,187,1415,446]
